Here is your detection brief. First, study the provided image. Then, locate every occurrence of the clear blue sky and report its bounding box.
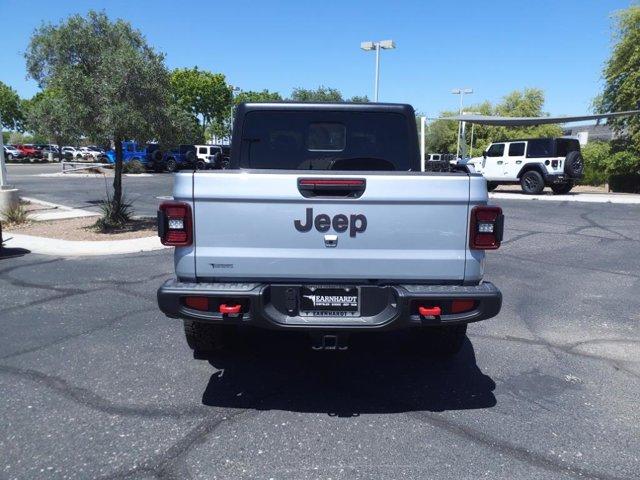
[0,0,632,118]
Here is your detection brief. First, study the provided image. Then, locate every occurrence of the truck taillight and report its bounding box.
[158,201,192,246]
[470,205,504,250]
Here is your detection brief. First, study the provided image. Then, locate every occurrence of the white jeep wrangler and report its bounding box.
[194,144,230,170]
[461,137,584,194]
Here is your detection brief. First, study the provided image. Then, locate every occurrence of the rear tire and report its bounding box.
[195,159,207,170]
[183,321,237,355]
[416,324,467,357]
[520,170,545,194]
[551,181,574,195]
[152,150,164,162]
[165,158,178,173]
[564,151,584,177]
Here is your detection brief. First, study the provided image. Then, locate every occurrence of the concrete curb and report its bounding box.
[2,232,169,256]
[489,192,640,204]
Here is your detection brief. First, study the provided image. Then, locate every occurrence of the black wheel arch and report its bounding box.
[517,163,548,180]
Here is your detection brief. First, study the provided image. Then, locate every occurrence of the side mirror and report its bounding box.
[483,151,488,159]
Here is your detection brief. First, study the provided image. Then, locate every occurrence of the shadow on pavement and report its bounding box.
[201,330,496,417]
[0,247,31,259]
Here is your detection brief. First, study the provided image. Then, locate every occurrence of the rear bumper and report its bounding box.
[157,280,502,331]
[545,172,581,183]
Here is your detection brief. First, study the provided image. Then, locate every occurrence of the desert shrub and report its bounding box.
[94,197,133,231]
[123,160,146,174]
[581,143,639,181]
[2,203,28,225]
[580,141,610,185]
[605,150,640,175]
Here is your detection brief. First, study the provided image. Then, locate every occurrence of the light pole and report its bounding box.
[420,116,426,170]
[0,112,20,219]
[451,88,473,158]
[463,111,482,157]
[361,40,396,102]
[0,113,6,188]
[229,85,240,142]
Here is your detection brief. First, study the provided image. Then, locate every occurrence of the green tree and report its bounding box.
[600,5,640,154]
[290,86,343,102]
[0,81,25,131]
[289,86,369,103]
[424,114,460,154]
[495,88,546,117]
[25,11,183,226]
[170,67,232,138]
[24,88,81,161]
[425,89,562,156]
[235,89,283,104]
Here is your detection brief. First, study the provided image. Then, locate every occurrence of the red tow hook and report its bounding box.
[419,306,442,317]
[219,304,242,314]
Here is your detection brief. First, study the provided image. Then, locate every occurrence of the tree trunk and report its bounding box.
[55,136,63,163]
[112,136,123,214]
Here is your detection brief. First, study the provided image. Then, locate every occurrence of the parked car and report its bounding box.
[3,145,24,160]
[37,144,60,159]
[460,137,584,195]
[79,146,105,160]
[162,144,197,172]
[195,144,230,169]
[61,146,84,159]
[157,102,504,356]
[17,144,43,158]
[105,141,162,170]
[86,145,105,154]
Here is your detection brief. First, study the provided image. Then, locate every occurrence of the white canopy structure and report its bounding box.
[437,109,640,126]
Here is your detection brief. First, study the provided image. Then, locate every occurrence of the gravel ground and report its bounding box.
[0,199,639,479]
[5,217,157,240]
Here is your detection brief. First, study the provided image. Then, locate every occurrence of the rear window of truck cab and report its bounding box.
[238,110,412,171]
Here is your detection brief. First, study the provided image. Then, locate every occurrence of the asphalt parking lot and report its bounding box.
[1,194,639,479]
[7,163,172,217]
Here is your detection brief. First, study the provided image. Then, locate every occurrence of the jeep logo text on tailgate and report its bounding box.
[294,208,367,237]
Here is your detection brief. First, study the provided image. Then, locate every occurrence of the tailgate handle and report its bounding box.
[297,178,366,198]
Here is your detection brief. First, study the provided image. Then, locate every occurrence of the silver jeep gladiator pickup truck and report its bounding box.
[157,102,503,355]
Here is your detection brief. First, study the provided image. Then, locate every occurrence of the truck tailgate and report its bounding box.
[192,172,471,282]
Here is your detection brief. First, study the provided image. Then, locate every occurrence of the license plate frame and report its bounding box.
[299,285,360,317]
